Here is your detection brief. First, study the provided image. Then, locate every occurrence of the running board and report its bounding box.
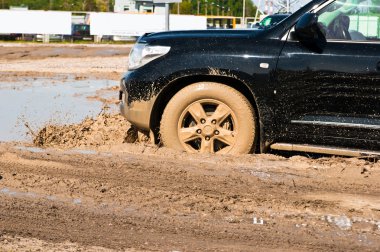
[270,143,380,157]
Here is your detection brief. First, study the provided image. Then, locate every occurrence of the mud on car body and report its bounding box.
[120,0,380,156]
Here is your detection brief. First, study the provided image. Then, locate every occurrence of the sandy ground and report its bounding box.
[0,43,131,81]
[0,43,380,251]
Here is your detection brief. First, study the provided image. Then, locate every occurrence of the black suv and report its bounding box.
[252,14,291,29]
[69,24,93,41]
[120,0,380,156]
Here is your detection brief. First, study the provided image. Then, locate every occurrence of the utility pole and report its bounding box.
[177,2,180,14]
[165,3,169,30]
[197,0,200,15]
[286,0,290,13]
[153,0,182,31]
[242,0,246,25]
[254,0,260,21]
[205,0,208,16]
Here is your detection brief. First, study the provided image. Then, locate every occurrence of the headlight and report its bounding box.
[128,44,171,70]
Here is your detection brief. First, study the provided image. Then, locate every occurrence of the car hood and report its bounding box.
[138,29,265,44]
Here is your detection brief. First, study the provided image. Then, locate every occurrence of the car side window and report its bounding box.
[317,0,380,41]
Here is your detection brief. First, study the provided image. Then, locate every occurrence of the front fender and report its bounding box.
[147,68,276,153]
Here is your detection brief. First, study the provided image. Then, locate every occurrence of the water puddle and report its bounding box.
[0,78,118,142]
[14,146,47,153]
[14,145,113,157]
[0,187,82,206]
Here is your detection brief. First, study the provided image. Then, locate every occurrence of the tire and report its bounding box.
[160,82,257,154]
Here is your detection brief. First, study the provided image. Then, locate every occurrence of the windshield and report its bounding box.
[260,16,274,27]
[257,15,290,29]
[73,25,89,32]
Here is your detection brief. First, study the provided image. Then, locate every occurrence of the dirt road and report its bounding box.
[0,43,131,81]
[1,144,380,251]
[0,43,379,251]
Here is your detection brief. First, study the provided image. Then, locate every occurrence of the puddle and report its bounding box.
[0,78,118,142]
[67,149,98,155]
[0,187,82,205]
[14,145,113,158]
[15,146,47,153]
[325,215,353,230]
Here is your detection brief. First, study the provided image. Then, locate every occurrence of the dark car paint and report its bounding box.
[121,0,380,153]
[276,38,380,149]
[70,24,93,41]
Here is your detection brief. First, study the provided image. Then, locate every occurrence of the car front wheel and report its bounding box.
[160,82,257,154]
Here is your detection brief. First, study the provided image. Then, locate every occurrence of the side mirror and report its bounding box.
[295,13,326,53]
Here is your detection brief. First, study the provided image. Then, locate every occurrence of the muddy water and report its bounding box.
[0,78,118,142]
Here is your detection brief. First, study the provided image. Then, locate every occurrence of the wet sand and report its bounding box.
[0,43,131,81]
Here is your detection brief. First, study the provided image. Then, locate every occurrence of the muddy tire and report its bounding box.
[160,82,257,154]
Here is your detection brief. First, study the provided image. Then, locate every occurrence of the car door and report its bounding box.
[275,0,380,151]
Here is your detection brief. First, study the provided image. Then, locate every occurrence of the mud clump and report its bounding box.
[33,112,132,149]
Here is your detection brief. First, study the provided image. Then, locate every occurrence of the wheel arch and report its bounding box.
[149,74,263,153]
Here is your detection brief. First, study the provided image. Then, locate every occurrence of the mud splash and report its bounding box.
[33,109,133,149]
[0,78,119,142]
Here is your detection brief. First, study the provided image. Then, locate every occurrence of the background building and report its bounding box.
[114,0,166,14]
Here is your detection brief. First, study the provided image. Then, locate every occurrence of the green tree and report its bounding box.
[4,0,101,11]
[95,0,110,12]
[171,0,256,17]
[4,0,255,15]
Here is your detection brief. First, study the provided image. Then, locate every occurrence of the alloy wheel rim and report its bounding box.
[177,99,238,154]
